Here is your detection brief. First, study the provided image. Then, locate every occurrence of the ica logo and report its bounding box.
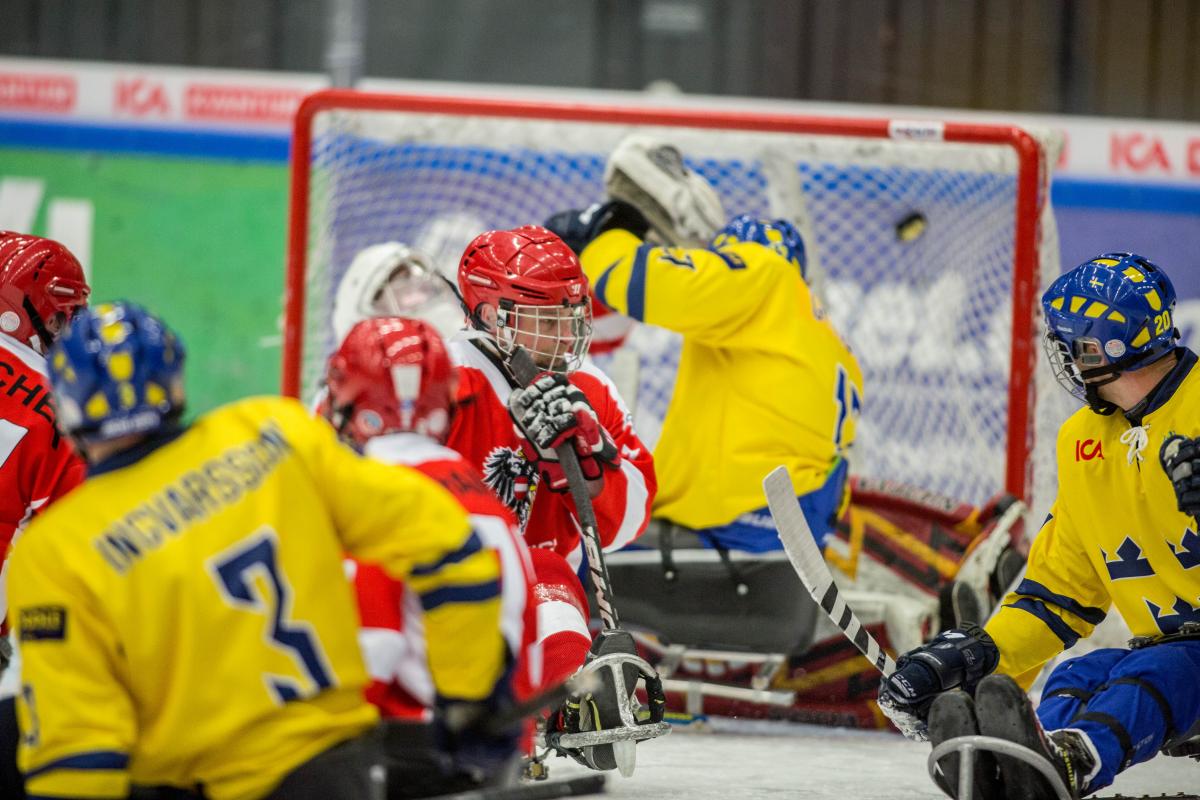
[1076,439,1105,461]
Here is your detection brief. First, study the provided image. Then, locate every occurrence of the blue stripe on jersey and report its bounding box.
[420,580,502,611]
[1006,598,1083,648]
[411,532,483,577]
[711,249,747,270]
[25,750,130,779]
[626,244,653,321]
[593,258,621,309]
[1014,579,1108,625]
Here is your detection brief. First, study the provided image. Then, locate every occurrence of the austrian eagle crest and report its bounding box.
[481,446,537,528]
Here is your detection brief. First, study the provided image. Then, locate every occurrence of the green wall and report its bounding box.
[0,147,288,416]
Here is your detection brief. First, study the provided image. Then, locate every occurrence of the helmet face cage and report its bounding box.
[372,267,452,318]
[494,299,592,373]
[1043,328,1098,402]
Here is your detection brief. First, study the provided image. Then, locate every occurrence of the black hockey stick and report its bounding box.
[762,465,896,676]
[429,773,606,800]
[508,347,620,630]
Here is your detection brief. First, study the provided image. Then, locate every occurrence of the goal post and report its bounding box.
[284,88,1064,513]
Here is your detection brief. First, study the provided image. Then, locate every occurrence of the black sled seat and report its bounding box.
[603,522,820,654]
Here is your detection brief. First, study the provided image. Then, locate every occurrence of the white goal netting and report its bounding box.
[286,92,1070,519]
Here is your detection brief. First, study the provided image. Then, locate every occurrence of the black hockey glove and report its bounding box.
[1161,434,1200,519]
[877,624,999,741]
[433,693,522,787]
[509,372,619,492]
[544,199,650,255]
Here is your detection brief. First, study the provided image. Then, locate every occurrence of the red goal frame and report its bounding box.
[284,89,1048,503]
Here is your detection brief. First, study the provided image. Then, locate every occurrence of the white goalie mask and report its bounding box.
[332,242,464,342]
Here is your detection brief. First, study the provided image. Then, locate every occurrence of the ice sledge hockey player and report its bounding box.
[448,225,662,771]
[10,301,516,800]
[322,315,537,796]
[544,136,861,555]
[0,232,91,798]
[0,232,91,628]
[878,253,1200,799]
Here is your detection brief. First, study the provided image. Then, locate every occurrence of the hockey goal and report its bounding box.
[284,89,1066,514]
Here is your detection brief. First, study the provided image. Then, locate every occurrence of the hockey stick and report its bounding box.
[762,465,896,676]
[429,773,606,800]
[508,347,620,630]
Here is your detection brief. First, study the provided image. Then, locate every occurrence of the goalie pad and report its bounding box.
[824,477,1027,630]
[604,134,726,248]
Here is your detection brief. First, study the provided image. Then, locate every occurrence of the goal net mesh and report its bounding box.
[288,96,1069,519]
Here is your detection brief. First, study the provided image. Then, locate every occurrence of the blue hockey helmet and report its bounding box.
[48,301,186,443]
[710,215,807,279]
[1042,252,1177,413]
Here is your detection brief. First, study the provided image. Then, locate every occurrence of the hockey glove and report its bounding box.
[509,372,619,493]
[877,624,999,741]
[1161,434,1200,519]
[544,200,650,256]
[604,134,727,247]
[434,694,522,787]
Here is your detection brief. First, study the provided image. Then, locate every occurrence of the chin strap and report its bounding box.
[1078,346,1171,415]
[22,297,55,353]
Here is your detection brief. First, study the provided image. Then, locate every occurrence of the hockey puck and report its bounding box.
[896,212,928,242]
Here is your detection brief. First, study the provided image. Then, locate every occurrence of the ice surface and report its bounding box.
[548,719,1197,798]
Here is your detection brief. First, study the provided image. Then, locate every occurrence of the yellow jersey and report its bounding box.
[580,228,863,529]
[987,349,1200,688]
[10,396,506,800]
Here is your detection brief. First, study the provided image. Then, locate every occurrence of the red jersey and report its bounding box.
[0,335,85,617]
[351,432,538,718]
[445,334,655,571]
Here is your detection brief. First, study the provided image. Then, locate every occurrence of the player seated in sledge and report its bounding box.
[447,226,663,772]
[322,316,538,796]
[878,253,1200,800]
[10,301,518,800]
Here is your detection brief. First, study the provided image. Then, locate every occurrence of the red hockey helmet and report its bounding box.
[323,316,455,448]
[458,225,592,373]
[0,231,90,353]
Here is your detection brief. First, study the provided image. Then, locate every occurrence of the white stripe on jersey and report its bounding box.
[447,334,514,405]
[365,432,462,467]
[0,335,48,375]
[608,458,649,552]
[536,599,590,645]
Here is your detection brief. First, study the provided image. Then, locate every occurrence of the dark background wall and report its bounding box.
[3,0,1198,120]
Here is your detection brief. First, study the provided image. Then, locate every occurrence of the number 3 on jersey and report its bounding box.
[833,364,861,455]
[209,528,334,704]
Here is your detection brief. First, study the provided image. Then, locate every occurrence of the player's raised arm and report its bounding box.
[583,225,799,343]
[543,137,810,344]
